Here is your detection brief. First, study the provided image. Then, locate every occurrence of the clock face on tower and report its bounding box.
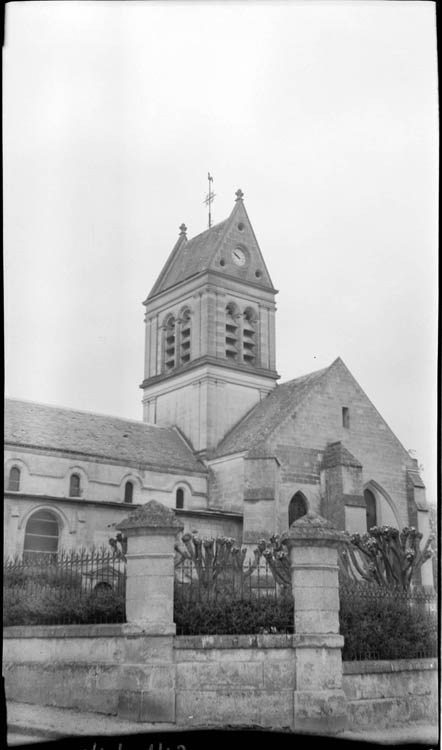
[232,247,246,266]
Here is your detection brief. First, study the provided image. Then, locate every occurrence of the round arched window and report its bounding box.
[124,481,134,504]
[69,473,81,497]
[176,488,184,509]
[24,509,59,559]
[8,466,21,491]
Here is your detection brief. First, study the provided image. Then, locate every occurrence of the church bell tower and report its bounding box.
[140,189,279,455]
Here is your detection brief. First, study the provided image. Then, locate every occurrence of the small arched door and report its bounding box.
[288,491,308,527]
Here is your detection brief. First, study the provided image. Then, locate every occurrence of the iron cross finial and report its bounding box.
[235,189,244,201]
[204,173,216,228]
[179,223,187,236]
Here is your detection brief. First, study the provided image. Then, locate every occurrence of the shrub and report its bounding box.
[339,583,437,660]
[174,588,293,635]
[4,567,83,591]
[3,587,125,626]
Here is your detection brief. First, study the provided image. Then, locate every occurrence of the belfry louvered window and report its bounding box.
[225,303,239,361]
[164,316,176,371]
[242,308,257,365]
[179,309,191,365]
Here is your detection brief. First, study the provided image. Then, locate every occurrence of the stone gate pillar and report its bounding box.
[281,511,347,735]
[117,499,183,634]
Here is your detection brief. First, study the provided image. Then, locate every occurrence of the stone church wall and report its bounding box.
[207,456,245,513]
[4,448,208,558]
[269,362,416,530]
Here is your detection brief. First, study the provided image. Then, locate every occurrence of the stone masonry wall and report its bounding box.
[174,635,295,728]
[3,628,438,729]
[208,457,245,512]
[343,659,438,728]
[268,361,416,530]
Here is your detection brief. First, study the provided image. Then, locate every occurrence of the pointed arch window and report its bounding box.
[179,309,192,365]
[24,509,59,559]
[225,303,239,361]
[176,488,184,509]
[69,473,81,498]
[289,492,308,527]
[242,308,257,365]
[8,466,21,492]
[164,315,176,371]
[124,481,134,504]
[364,489,377,530]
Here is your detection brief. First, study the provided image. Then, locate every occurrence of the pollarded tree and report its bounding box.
[339,525,435,591]
[174,532,262,598]
[256,535,291,589]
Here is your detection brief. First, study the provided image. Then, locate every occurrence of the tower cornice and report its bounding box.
[140,355,280,391]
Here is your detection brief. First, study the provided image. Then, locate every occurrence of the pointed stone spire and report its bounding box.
[235,189,244,202]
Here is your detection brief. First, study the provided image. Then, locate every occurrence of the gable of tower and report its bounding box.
[208,193,274,290]
[146,191,275,302]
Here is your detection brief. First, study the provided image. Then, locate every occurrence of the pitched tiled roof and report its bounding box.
[148,220,227,299]
[4,399,206,474]
[147,194,275,300]
[212,366,330,458]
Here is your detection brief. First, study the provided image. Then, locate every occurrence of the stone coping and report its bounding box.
[174,634,293,649]
[343,658,438,674]
[3,624,166,639]
[174,633,344,649]
[4,626,341,649]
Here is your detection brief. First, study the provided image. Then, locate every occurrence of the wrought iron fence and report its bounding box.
[174,558,294,635]
[339,581,438,661]
[4,549,126,626]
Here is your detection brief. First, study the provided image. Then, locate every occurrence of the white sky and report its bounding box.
[3,1,438,504]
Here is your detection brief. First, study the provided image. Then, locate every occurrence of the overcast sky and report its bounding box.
[3,1,438,504]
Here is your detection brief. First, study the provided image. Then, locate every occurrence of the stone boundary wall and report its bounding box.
[3,626,438,730]
[342,658,438,728]
[174,634,295,727]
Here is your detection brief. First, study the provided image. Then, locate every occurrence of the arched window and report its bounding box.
[124,481,134,504]
[225,303,239,361]
[288,491,308,527]
[365,489,377,531]
[24,509,59,559]
[176,488,184,509]
[8,466,21,491]
[69,473,81,498]
[179,309,191,365]
[242,308,257,365]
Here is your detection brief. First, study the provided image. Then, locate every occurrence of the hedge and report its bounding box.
[174,590,294,635]
[339,583,437,660]
[3,587,125,626]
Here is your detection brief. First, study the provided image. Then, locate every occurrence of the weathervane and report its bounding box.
[204,173,216,228]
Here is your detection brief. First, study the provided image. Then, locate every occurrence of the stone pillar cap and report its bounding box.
[280,511,347,547]
[117,499,184,533]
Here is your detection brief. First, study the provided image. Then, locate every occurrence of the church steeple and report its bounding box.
[141,190,279,454]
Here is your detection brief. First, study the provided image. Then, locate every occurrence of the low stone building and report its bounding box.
[3,189,433,585]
